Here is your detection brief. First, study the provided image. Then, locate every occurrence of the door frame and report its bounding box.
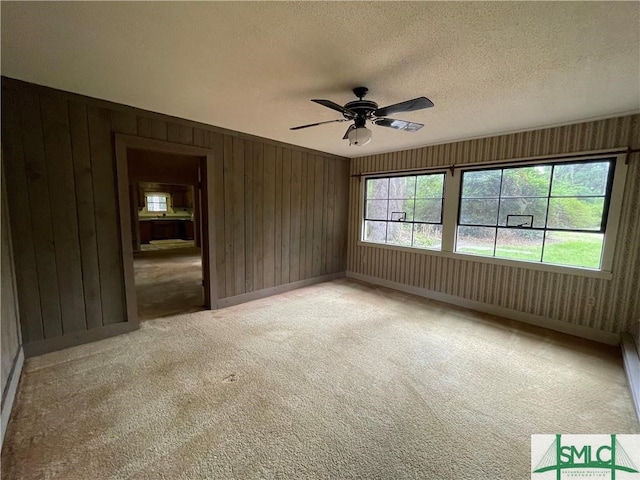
[114,134,217,326]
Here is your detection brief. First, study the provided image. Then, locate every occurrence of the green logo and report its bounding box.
[532,434,639,479]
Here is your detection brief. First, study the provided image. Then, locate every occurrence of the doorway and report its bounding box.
[133,181,202,319]
[115,135,216,327]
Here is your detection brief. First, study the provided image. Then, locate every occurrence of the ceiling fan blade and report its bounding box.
[342,124,355,140]
[312,99,357,117]
[374,118,424,132]
[290,118,347,130]
[374,97,434,117]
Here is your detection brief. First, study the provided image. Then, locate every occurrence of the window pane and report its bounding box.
[461,170,501,198]
[495,229,543,262]
[365,200,387,220]
[414,199,442,223]
[459,198,499,225]
[416,174,444,198]
[498,198,548,228]
[551,161,610,196]
[388,199,415,221]
[366,178,389,199]
[389,176,415,199]
[387,222,413,247]
[501,165,551,197]
[363,221,387,243]
[542,231,604,269]
[413,224,442,249]
[456,226,496,256]
[547,197,604,230]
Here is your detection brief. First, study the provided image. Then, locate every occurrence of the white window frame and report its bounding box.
[145,192,169,213]
[358,153,628,279]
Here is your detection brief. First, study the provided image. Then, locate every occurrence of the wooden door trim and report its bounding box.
[114,134,217,326]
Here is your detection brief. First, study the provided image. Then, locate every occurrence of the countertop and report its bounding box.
[139,217,193,222]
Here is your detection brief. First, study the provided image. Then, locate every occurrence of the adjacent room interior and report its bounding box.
[1,2,639,479]
[127,148,204,320]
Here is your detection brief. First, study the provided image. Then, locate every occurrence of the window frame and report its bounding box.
[361,171,448,250]
[358,153,628,279]
[145,193,169,213]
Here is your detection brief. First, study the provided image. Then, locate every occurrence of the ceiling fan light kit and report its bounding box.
[291,87,434,146]
[347,126,372,146]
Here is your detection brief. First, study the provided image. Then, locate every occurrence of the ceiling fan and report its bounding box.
[290,87,434,146]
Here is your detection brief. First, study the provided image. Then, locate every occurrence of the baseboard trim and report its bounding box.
[216,272,346,309]
[346,272,620,345]
[1,346,24,447]
[24,322,139,358]
[621,333,640,421]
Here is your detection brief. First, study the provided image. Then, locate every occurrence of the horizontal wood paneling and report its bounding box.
[1,77,349,353]
[348,114,640,335]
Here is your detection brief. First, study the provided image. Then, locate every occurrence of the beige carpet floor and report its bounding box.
[134,247,204,320]
[2,279,638,479]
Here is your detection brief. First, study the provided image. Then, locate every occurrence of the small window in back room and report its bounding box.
[146,193,168,213]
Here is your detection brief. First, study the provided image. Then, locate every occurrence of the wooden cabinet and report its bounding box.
[139,220,195,243]
[172,191,186,208]
[184,221,194,240]
[153,221,180,240]
[139,221,152,244]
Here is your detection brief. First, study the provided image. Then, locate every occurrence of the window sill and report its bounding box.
[356,241,613,280]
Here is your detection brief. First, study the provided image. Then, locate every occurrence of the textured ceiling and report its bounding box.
[1,2,639,158]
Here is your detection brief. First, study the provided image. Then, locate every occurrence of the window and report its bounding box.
[146,194,168,212]
[360,154,626,275]
[363,173,445,249]
[456,159,614,269]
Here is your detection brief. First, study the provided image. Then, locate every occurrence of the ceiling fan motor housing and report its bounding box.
[343,100,378,122]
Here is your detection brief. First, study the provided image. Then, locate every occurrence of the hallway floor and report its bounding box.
[133,246,204,320]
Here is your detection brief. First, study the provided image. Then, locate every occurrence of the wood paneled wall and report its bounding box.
[1,77,349,354]
[348,115,640,336]
[1,161,22,407]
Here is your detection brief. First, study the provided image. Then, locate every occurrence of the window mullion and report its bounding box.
[441,170,460,253]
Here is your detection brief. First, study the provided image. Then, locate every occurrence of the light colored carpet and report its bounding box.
[2,279,638,479]
[134,247,203,320]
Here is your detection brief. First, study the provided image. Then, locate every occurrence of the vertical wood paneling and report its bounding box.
[68,101,103,330]
[110,110,137,135]
[223,135,235,297]
[1,86,44,342]
[232,137,245,295]
[263,144,276,288]
[305,155,315,279]
[312,157,324,277]
[40,95,87,334]
[150,118,168,141]
[244,141,254,293]
[87,106,125,325]
[168,123,193,145]
[211,132,227,298]
[290,151,302,282]
[253,142,264,291]
[348,114,640,335]
[274,147,283,286]
[299,153,308,280]
[2,78,351,352]
[20,89,63,338]
[282,149,292,284]
[325,159,335,275]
